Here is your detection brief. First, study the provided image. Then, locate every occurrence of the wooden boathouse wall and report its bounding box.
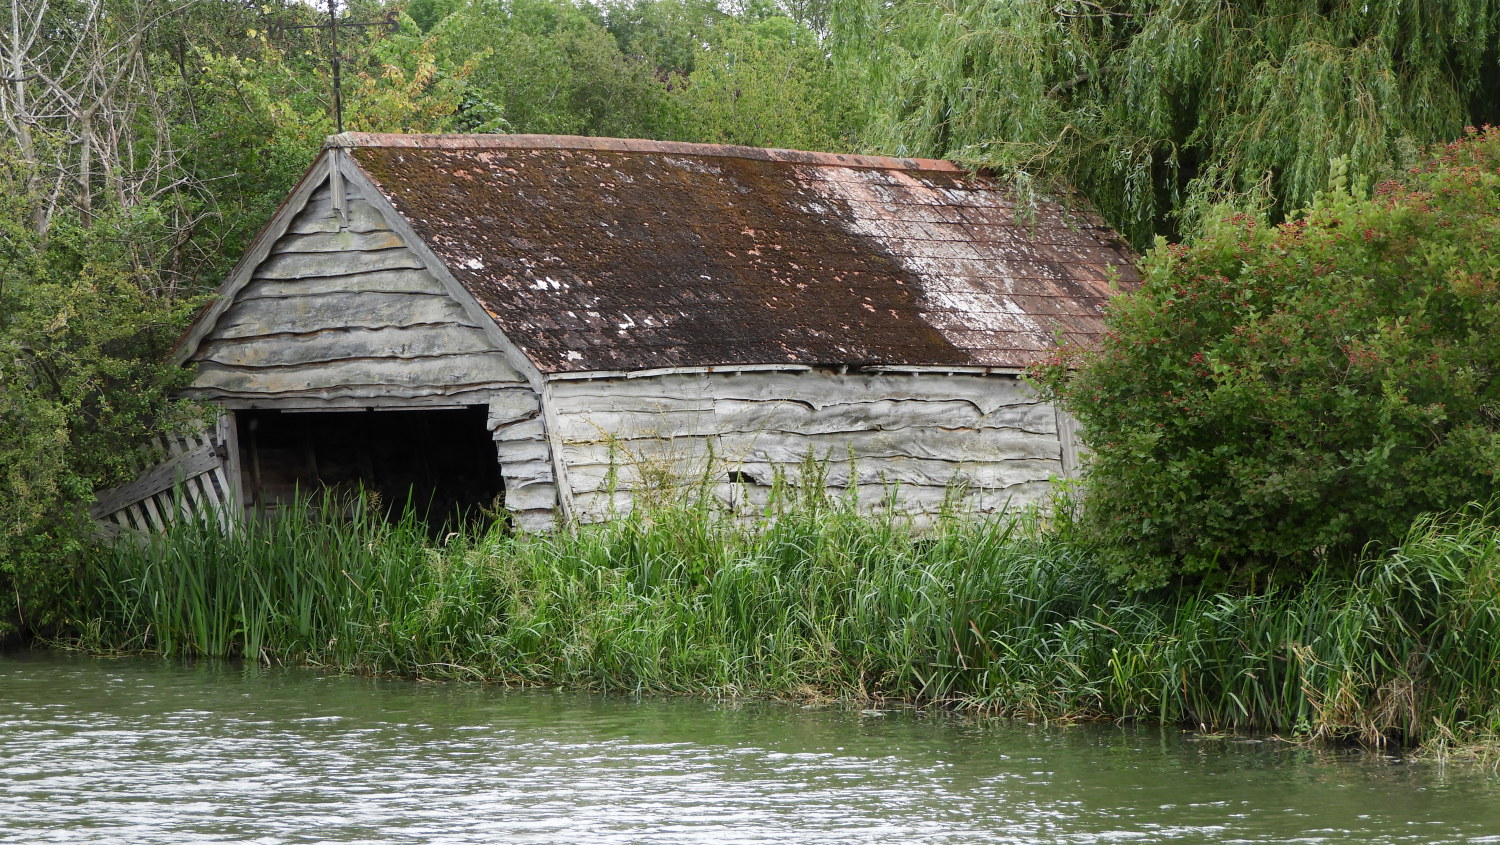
[547,368,1080,525]
[184,178,527,405]
[169,169,559,532]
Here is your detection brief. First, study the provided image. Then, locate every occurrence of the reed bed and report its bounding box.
[70,494,1500,749]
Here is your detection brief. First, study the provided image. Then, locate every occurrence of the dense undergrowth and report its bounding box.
[66,492,1500,751]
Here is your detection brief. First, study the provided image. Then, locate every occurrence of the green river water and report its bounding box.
[4,651,1500,844]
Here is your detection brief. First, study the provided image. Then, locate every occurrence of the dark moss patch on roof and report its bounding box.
[347,135,1138,374]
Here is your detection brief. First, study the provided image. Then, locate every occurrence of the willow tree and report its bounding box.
[832,0,1500,244]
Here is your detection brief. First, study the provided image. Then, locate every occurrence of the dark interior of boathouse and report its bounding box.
[234,406,505,531]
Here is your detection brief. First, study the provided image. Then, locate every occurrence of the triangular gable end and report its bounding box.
[173,152,334,367]
[176,150,540,405]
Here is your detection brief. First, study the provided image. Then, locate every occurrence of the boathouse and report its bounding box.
[92,133,1139,533]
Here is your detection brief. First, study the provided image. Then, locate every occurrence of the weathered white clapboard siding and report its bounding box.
[194,325,498,368]
[549,369,1073,522]
[488,389,557,531]
[567,479,1056,528]
[561,427,1062,468]
[271,230,409,253]
[191,355,521,394]
[208,292,475,338]
[249,269,459,298]
[549,371,1039,413]
[555,400,1058,440]
[289,193,388,234]
[562,456,1064,495]
[184,182,527,403]
[252,248,429,280]
[192,386,506,407]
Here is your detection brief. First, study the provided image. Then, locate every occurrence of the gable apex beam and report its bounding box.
[329,148,348,228]
[172,154,336,366]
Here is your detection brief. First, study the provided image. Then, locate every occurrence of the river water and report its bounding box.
[4,652,1500,844]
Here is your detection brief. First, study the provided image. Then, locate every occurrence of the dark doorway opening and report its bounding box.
[236,406,504,532]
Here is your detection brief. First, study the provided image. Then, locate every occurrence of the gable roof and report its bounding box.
[338,134,1138,375]
[183,133,1139,377]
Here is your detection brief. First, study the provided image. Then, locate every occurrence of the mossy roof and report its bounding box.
[336,133,1139,374]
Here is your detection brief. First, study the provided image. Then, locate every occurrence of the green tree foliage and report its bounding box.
[427,0,684,137]
[601,0,727,75]
[1034,130,1500,589]
[171,7,475,280]
[832,0,1500,245]
[0,188,194,636]
[675,12,855,151]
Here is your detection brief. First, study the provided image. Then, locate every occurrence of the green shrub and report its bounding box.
[1035,129,1500,588]
[0,200,194,639]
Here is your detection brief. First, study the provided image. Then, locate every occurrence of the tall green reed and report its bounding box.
[69,491,1500,749]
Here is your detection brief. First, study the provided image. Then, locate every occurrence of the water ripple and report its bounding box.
[2,653,1499,844]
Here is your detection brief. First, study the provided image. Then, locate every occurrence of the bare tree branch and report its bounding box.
[0,0,198,237]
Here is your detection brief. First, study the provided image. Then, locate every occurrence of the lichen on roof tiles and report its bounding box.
[344,134,1138,374]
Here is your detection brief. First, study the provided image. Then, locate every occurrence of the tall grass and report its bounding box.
[70,493,1500,749]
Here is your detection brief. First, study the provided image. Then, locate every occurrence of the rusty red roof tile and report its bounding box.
[340,134,1138,374]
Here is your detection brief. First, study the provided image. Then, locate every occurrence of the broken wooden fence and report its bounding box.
[89,420,237,537]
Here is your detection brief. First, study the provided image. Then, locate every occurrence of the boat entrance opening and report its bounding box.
[235,406,504,532]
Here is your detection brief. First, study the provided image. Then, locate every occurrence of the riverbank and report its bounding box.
[64,494,1500,752]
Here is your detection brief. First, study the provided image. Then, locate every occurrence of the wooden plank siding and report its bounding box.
[547,369,1075,524]
[181,180,528,405]
[488,389,558,531]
